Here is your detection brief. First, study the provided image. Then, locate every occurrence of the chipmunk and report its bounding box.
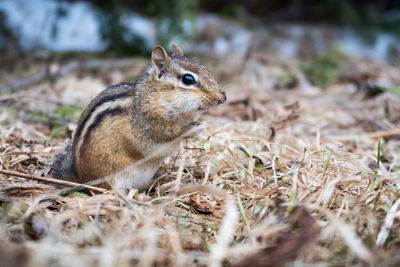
[52,44,226,190]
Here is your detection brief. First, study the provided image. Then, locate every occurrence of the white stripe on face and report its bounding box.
[155,66,200,90]
[178,69,199,89]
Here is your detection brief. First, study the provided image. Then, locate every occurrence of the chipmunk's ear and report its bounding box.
[171,43,184,57]
[152,46,170,72]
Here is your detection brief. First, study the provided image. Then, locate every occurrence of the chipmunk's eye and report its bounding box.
[181,74,196,86]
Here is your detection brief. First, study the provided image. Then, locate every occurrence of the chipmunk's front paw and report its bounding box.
[182,121,202,138]
[190,121,201,128]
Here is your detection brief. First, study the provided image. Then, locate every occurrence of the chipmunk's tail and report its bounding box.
[52,144,78,181]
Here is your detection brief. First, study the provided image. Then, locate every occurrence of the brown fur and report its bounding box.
[76,111,137,184]
[52,44,226,190]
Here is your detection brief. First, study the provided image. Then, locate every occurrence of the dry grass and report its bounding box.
[0,54,400,267]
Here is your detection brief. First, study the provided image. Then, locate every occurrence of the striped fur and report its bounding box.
[52,44,226,190]
[74,90,132,140]
[75,97,131,158]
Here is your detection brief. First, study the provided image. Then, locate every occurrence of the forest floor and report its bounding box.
[0,50,400,266]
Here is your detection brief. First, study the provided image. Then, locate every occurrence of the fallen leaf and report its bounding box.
[271,101,300,130]
[233,206,316,267]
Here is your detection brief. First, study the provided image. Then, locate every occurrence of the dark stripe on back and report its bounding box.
[75,90,132,140]
[82,107,129,147]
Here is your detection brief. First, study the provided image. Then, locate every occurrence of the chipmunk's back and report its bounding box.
[52,83,136,186]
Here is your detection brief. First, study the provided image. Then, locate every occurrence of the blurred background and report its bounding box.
[1,0,400,59]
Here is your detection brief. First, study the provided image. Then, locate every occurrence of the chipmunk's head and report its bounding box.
[147,44,226,121]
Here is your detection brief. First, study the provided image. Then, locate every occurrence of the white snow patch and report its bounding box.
[121,13,156,48]
[0,0,105,51]
[0,0,156,52]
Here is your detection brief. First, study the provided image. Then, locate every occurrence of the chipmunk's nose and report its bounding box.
[218,91,227,104]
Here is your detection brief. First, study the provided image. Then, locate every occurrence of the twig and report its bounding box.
[328,128,400,141]
[0,169,107,193]
[0,70,49,91]
[0,58,141,91]
[364,129,400,139]
[19,108,73,126]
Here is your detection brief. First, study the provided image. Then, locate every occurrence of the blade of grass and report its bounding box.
[368,138,381,192]
[237,195,251,232]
